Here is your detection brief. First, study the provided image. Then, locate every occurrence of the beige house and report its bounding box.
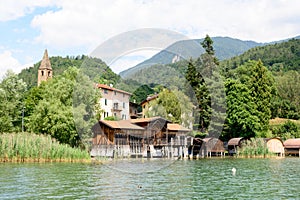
[97,84,131,120]
[140,94,159,118]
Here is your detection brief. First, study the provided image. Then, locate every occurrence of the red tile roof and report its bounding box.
[97,83,132,95]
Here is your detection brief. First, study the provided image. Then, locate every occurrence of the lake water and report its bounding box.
[1,158,300,199]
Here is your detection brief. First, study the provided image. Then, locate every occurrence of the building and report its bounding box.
[188,137,225,158]
[97,84,131,120]
[227,137,246,155]
[91,116,192,158]
[129,102,140,119]
[140,94,158,118]
[37,49,52,86]
[264,138,284,157]
[284,138,300,157]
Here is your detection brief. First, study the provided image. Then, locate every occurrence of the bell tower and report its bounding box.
[38,49,52,86]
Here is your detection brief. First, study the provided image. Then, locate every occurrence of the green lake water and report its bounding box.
[1,158,300,199]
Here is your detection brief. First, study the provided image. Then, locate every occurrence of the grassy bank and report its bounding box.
[237,138,274,158]
[0,132,91,163]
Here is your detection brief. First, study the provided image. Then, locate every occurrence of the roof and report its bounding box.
[228,137,244,146]
[167,124,190,132]
[39,49,52,70]
[264,137,283,144]
[99,120,144,130]
[141,94,159,105]
[97,83,132,95]
[284,138,300,148]
[131,116,171,124]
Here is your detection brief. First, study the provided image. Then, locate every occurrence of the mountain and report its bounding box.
[221,38,300,73]
[119,37,262,78]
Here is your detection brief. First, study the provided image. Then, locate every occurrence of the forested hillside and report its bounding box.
[221,38,300,73]
[120,37,262,78]
[18,55,120,88]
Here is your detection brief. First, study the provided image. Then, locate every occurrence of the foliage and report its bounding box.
[130,84,155,105]
[0,132,90,162]
[0,71,27,133]
[273,71,300,119]
[271,120,300,140]
[234,60,274,132]
[223,79,260,139]
[237,138,271,157]
[104,116,119,121]
[221,38,300,73]
[144,88,194,127]
[18,55,120,89]
[26,67,101,147]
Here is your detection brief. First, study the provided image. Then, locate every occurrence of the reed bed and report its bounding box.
[0,132,91,163]
[237,138,273,158]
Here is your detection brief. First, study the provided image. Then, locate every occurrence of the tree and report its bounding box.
[0,71,27,133]
[201,34,214,55]
[233,60,274,134]
[144,88,194,127]
[274,71,300,119]
[27,67,101,147]
[223,79,260,139]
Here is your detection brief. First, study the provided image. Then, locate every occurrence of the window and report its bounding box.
[113,103,118,110]
[122,114,126,120]
[114,91,117,95]
[123,102,125,108]
[123,93,125,98]
[114,113,117,117]
[105,99,107,105]
[104,89,108,94]
[48,71,51,77]
[41,71,44,76]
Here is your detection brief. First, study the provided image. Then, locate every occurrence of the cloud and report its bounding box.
[0,50,32,79]
[0,0,56,22]
[29,0,300,51]
[109,49,159,74]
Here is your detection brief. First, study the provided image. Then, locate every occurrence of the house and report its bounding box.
[129,102,140,119]
[37,49,52,86]
[97,84,131,120]
[227,137,246,155]
[284,138,300,157]
[140,94,158,118]
[91,116,192,158]
[264,138,284,157]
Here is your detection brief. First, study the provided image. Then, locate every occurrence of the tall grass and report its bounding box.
[0,132,90,162]
[237,138,273,158]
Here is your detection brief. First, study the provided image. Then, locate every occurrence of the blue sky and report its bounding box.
[1,0,300,78]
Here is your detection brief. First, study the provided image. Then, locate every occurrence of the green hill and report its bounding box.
[18,55,120,88]
[221,38,300,73]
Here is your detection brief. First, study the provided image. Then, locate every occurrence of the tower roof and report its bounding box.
[39,49,52,70]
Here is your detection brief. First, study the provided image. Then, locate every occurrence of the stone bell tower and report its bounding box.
[37,49,52,86]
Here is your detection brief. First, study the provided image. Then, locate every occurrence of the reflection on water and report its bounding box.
[0,158,300,199]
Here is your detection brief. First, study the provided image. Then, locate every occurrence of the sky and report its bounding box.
[0,0,300,78]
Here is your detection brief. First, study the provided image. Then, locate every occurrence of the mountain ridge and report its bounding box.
[119,35,300,78]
